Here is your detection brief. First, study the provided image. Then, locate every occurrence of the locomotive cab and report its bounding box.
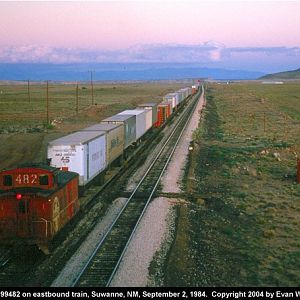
[0,164,79,250]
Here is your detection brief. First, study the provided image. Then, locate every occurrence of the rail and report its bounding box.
[72,88,202,287]
[0,247,12,268]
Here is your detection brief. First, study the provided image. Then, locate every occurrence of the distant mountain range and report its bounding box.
[259,67,300,80]
[0,63,264,81]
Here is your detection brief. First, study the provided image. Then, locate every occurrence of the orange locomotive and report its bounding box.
[0,164,79,253]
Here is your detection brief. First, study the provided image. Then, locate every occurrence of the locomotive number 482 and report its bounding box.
[16,173,38,184]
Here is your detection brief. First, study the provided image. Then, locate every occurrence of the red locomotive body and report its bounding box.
[0,164,79,251]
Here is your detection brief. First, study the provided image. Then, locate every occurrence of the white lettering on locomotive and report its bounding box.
[15,174,38,185]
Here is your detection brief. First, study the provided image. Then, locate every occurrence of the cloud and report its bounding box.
[229,46,300,56]
[0,43,299,73]
[0,42,227,63]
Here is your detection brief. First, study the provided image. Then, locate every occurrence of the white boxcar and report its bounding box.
[176,91,184,103]
[163,93,179,108]
[137,108,152,131]
[180,87,192,99]
[47,131,106,186]
[117,109,148,140]
[82,123,124,165]
[137,102,158,126]
[101,114,136,149]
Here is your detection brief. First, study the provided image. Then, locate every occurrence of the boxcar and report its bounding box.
[101,114,136,149]
[48,131,106,187]
[82,123,124,165]
[0,165,79,252]
[164,93,179,109]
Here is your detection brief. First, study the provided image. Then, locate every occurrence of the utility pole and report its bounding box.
[46,81,49,125]
[76,83,79,114]
[297,159,300,184]
[90,70,94,105]
[27,80,31,103]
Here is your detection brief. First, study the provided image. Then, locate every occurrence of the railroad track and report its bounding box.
[0,246,12,268]
[72,89,201,287]
[0,244,45,287]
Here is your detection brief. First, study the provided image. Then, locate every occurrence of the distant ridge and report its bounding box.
[0,63,264,81]
[259,67,300,80]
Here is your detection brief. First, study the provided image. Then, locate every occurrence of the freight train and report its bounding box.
[0,83,200,252]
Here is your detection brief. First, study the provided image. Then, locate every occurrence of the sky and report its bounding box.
[0,0,300,72]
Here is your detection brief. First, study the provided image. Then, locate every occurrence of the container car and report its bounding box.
[138,109,152,132]
[164,93,179,109]
[101,114,136,149]
[117,109,149,140]
[176,90,185,103]
[186,87,192,97]
[178,88,190,102]
[156,102,172,127]
[47,131,106,187]
[0,164,79,253]
[82,123,124,165]
[192,85,197,94]
[162,100,174,114]
[137,102,158,126]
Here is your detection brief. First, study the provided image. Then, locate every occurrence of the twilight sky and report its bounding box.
[0,0,299,72]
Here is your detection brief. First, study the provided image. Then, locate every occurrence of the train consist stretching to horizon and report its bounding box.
[0,83,200,252]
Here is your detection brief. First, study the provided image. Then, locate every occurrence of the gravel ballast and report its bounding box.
[162,92,205,193]
[111,92,205,286]
[51,197,127,287]
[110,197,175,287]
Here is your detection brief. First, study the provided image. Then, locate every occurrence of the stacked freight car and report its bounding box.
[156,102,172,127]
[0,84,199,250]
[137,103,158,126]
[47,85,197,190]
[192,83,200,94]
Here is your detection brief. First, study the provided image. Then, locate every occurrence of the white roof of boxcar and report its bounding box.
[48,131,105,146]
[82,123,122,132]
[102,114,135,122]
[165,93,178,97]
[160,101,171,106]
[118,109,146,116]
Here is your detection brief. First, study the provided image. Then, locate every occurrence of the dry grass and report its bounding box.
[0,82,184,129]
[0,81,188,170]
[164,82,300,286]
